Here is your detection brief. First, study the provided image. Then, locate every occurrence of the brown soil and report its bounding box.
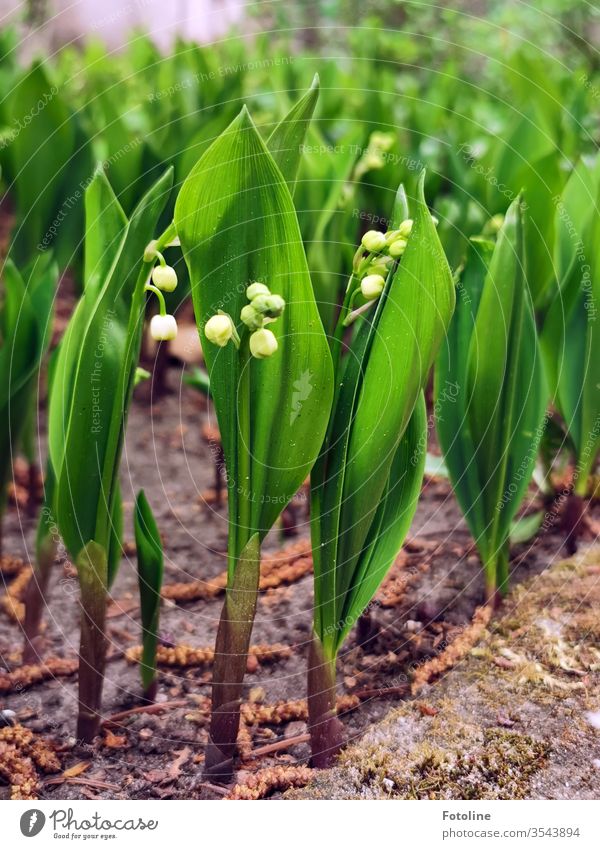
[0,360,598,801]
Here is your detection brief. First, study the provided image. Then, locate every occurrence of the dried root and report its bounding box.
[226,765,313,800]
[0,657,78,694]
[125,642,292,669]
[0,724,60,799]
[411,605,493,694]
[0,565,32,623]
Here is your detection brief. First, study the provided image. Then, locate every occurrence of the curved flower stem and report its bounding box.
[144,283,167,316]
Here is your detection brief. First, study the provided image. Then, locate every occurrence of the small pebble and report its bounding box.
[585,711,600,730]
[382,777,395,792]
[0,709,17,727]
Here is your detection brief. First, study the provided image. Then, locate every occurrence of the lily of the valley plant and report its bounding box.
[435,198,547,603]
[48,165,173,741]
[309,175,455,766]
[175,78,333,781]
[0,254,57,555]
[542,156,600,550]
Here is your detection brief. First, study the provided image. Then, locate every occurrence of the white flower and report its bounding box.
[389,238,408,258]
[152,264,178,293]
[150,314,177,341]
[361,230,387,253]
[360,274,386,300]
[246,282,270,300]
[205,314,234,347]
[250,327,278,359]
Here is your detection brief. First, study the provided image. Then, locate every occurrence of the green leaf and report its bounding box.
[266,73,319,192]
[175,105,333,573]
[134,490,164,691]
[542,157,600,491]
[49,167,173,562]
[436,199,547,593]
[510,510,544,545]
[335,392,427,650]
[3,62,76,261]
[312,173,455,654]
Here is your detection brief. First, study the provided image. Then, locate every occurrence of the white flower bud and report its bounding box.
[144,239,159,262]
[398,218,413,238]
[150,314,178,341]
[205,314,234,347]
[361,274,386,300]
[240,303,263,331]
[152,264,178,292]
[361,230,387,253]
[252,293,285,319]
[249,327,278,359]
[246,282,270,300]
[389,238,408,258]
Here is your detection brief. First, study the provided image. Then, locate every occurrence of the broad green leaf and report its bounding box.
[437,199,547,591]
[335,392,427,650]
[542,161,600,487]
[435,238,493,545]
[49,167,173,561]
[312,173,455,652]
[3,63,76,262]
[174,105,333,572]
[134,490,163,691]
[266,73,319,192]
[335,172,455,599]
[491,115,564,307]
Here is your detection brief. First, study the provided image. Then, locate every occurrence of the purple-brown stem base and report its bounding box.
[307,635,344,769]
[563,491,586,556]
[203,538,260,784]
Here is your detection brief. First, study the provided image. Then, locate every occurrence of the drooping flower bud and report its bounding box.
[205,314,234,347]
[249,327,278,359]
[152,264,178,293]
[361,274,386,300]
[246,282,270,300]
[150,314,178,341]
[240,303,263,331]
[361,230,387,253]
[389,238,408,259]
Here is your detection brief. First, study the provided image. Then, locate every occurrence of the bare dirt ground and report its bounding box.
[0,359,599,801]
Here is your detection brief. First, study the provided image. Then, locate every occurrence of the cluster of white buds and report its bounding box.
[203,282,285,360]
[351,217,414,306]
[144,240,179,341]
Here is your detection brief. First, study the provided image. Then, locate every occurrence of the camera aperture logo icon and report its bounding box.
[20,809,46,837]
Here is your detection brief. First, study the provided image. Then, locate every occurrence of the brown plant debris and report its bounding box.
[0,565,32,623]
[411,605,493,694]
[241,695,360,728]
[0,724,60,799]
[125,642,292,669]
[0,555,26,578]
[161,540,312,604]
[0,657,79,694]
[226,765,313,800]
